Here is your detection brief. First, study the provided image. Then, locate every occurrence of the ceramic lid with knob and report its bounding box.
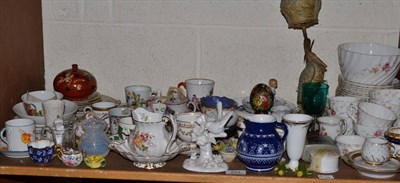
[53,64,97,101]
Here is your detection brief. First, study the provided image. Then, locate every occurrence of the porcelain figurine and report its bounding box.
[182,101,234,173]
[109,108,185,169]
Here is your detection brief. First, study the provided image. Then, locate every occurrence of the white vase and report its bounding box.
[282,113,313,171]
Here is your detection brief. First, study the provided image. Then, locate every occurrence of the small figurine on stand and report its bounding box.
[183,102,233,173]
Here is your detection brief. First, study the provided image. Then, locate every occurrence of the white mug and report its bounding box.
[0,119,36,151]
[43,99,65,128]
[125,85,152,108]
[109,107,133,135]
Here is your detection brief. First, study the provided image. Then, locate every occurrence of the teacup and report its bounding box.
[361,137,395,165]
[84,155,106,169]
[125,85,152,108]
[335,135,365,156]
[165,99,196,116]
[328,96,364,117]
[317,116,347,140]
[0,119,36,151]
[353,121,389,138]
[178,78,215,103]
[151,103,167,115]
[109,107,133,135]
[28,139,56,164]
[84,101,117,128]
[347,102,397,127]
[58,147,85,167]
[176,112,203,143]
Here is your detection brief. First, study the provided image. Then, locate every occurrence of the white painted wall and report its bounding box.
[42,0,400,105]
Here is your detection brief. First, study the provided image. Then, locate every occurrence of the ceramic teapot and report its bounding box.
[109,108,185,169]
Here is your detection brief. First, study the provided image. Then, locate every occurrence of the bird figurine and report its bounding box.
[297,28,327,113]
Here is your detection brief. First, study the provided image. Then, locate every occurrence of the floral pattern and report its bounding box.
[21,132,32,144]
[132,130,155,152]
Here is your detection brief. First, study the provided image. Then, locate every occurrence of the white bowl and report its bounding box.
[13,100,78,126]
[21,91,64,116]
[338,42,400,86]
[353,121,390,138]
[335,135,365,156]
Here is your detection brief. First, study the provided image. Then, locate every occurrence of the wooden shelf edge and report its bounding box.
[0,165,397,183]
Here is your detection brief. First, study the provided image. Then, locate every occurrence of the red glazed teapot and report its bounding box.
[53,64,97,101]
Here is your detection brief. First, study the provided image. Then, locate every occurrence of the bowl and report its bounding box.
[201,96,238,128]
[28,139,55,164]
[13,100,78,126]
[21,91,64,116]
[335,135,365,156]
[338,42,400,85]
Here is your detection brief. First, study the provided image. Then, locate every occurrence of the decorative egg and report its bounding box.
[250,83,274,114]
[53,64,97,101]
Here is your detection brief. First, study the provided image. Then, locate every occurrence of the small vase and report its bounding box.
[220,152,237,163]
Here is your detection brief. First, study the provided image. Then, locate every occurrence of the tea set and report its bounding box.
[1,71,400,178]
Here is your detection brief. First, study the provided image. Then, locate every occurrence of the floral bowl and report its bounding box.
[21,91,63,116]
[338,42,400,86]
[335,135,365,156]
[353,121,390,138]
[13,100,78,126]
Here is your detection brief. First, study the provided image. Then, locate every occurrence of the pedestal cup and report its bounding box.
[283,113,313,171]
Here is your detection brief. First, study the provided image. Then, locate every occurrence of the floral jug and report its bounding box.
[236,114,288,172]
[79,118,110,157]
[109,108,184,169]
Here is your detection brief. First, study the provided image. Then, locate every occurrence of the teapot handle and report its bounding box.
[274,122,288,144]
[164,114,178,155]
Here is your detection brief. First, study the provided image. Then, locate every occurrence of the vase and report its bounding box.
[236,114,288,172]
[220,152,237,163]
[282,113,313,171]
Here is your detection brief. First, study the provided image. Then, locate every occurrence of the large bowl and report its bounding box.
[369,89,400,105]
[13,100,78,126]
[338,42,400,86]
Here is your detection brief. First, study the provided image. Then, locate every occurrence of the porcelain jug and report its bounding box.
[79,118,110,157]
[236,114,288,172]
[109,108,184,169]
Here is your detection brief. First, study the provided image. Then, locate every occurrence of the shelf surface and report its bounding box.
[0,151,398,183]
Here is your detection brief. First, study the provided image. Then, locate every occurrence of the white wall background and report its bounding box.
[42,0,400,105]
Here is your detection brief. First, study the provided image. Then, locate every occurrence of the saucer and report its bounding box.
[242,96,297,114]
[343,150,400,179]
[0,150,30,158]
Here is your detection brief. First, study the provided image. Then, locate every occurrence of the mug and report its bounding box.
[176,112,203,143]
[124,85,152,108]
[317,116,347,140]
[178,78,215,103]
[328,96,364,117]
[361,137,395,165]
[117,120,136,140]
[42,99,65,128]
[109,107,133,135]
[0,119,36,151]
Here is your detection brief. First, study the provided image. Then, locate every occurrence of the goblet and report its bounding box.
[301,82,329,131]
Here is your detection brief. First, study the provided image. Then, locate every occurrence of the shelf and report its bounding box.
[0,151,398,183]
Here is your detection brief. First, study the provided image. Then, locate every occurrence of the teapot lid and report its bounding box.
[82,118,107,130]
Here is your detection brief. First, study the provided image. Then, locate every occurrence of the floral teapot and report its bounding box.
[109,108,185,169]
